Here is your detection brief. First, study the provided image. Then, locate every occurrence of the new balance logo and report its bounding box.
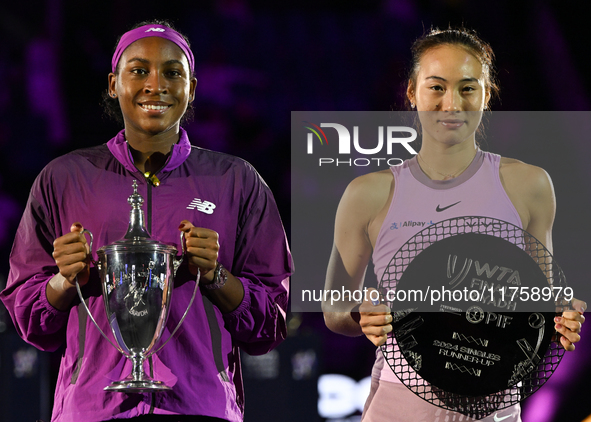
[145,28,165,32]
[187,199,216,214]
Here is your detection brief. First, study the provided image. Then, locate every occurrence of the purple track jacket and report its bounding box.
[0,128,292,421]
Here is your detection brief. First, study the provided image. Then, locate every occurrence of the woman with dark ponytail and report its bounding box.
[323,28,585,422]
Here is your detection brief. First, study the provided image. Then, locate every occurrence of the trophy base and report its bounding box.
[105,379,172,393]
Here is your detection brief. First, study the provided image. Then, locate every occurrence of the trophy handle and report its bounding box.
[80,228,99,267]
[147,268,201,357]
[75,278,126,355]
[74,228,125,355]
[173,232,185,275]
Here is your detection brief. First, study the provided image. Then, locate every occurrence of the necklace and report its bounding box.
[417,149,478,180]
[125,139,163,186]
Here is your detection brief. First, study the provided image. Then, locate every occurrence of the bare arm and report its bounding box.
[501,159,585,351]
[323,171,393,340]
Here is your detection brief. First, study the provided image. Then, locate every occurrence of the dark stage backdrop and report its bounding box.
[1,2,590,422]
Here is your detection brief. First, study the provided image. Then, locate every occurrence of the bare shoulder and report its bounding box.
[336,169,394,227]
[341,169,393,211]
[499,157,554,200]
[499,157,555,233]
[345,169,394,193]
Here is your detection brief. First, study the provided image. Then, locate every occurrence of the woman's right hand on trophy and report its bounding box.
[52,222,90,288]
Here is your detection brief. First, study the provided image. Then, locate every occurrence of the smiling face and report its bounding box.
[108,37,197,139]
[407,44,490,147]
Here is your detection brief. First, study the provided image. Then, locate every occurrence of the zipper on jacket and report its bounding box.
[146,179,153,234]
[143,171,161,234]
[144,174,156,413]
[143,163,165,234]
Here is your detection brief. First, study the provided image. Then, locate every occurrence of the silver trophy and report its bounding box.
[76,180,199,393]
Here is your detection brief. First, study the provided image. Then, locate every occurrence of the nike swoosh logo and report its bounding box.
[493,414,511,422]
[436,201,461,212]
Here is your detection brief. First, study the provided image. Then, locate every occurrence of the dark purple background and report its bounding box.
[1,1,590,421]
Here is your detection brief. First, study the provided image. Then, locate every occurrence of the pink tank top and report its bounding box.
[371,150,523,383]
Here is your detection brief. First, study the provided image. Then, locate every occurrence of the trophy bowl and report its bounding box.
[76,180,199,393]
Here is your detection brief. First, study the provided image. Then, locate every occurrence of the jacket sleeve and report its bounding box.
[0,172,69,352]
[222,165,292,356]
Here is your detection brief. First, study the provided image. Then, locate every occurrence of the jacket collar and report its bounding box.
[106,127,192,174]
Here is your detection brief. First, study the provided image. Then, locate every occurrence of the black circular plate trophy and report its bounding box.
[379,217,572,419]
